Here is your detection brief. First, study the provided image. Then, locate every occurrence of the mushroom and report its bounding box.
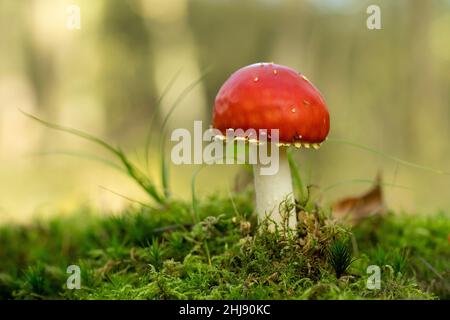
[212,63,330,230]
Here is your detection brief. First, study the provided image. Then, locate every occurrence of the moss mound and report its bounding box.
[0,191,448,300]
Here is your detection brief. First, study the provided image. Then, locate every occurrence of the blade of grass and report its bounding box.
[159,67,212,139]
[161,151,170,198]
[227,187,241,218]
[191,166,203,224]
[313,178,411,201]
[158,67,212,198]
[28,150,125,173]
[328,138,450,175]
[417,257,446,282]
[115,147,164,204]
[21,110,118,155]
[191,165,212,267]
[203,239,212,266]
[145,68,183,174]
[287,148,307,204]
[190,142,267,220]
[21,110,165,204]
[99,185,153,209]
[190,149,247,222]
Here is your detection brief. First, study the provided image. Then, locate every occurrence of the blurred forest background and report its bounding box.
[0,0,449,223]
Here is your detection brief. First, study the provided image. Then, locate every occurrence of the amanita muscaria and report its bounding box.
[212,63,330,229]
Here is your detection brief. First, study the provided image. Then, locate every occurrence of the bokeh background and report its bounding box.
[1,0,449,223]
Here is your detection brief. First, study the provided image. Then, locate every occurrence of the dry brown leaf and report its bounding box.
[332,175,386,224]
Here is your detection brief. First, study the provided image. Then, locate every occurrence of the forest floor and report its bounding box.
[0,189,448,300]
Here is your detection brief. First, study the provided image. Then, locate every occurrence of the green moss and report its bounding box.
[0,191,447,300]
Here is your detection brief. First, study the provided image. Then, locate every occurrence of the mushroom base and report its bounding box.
[253,147,297,230]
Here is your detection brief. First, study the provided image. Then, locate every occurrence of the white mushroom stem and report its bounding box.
[253,147,296,230]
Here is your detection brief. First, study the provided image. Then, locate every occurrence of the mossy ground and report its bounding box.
[0,190,448,300]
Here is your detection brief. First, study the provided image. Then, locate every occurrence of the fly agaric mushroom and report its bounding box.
[212,62,330,229]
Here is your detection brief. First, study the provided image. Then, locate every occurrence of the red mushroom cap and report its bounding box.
[212,63,330,144]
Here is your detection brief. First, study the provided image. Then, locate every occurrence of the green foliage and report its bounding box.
[327,238,354,278]
[0,192,446,300]
[148,239,166,270]
[287,148,307,205]
[353,212,450,299]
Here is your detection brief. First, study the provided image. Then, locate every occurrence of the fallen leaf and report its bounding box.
[332,174,386,224]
